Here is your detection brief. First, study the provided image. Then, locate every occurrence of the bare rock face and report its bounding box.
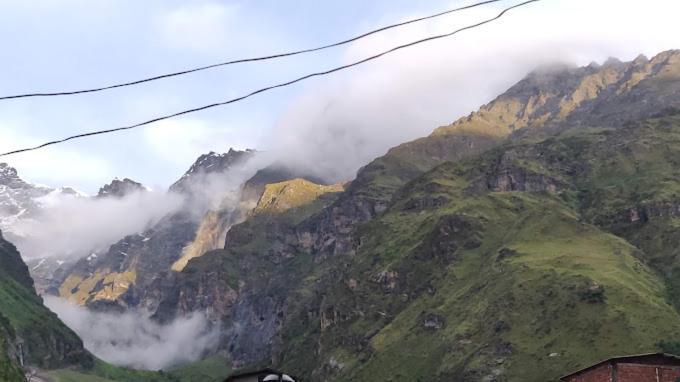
[485,152,561,193]
[170,149,256,195]
[57,149,255,311]
[96,178,146,198]
[0,231,92,371]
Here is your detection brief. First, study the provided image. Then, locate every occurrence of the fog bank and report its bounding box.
[11,190,184,260]
[45,296,219,370]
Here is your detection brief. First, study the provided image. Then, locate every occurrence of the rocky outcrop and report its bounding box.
[484,152,562,193]
[0,230,34,290]
[252,179,343,215]
[58,149,255,311]
[625,200,680,223]
[240,164,325,206]
[170,149,256,195]
[97,178,146,198]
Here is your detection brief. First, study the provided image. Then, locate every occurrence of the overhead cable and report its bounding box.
[0,0,508,100]
[0,0,540,157]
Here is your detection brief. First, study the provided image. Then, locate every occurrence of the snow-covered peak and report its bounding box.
[0,163,26,188]
[0,164,86,244]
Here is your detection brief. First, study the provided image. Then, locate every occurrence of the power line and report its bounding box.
[0,0,506,101]
[0,0,540,158]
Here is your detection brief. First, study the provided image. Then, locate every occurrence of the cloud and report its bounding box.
[10,189,183,259]
[0,123,114,191]
[143,118,253,167]
[154,2,240,53]
[44,296,219,370]
[7,151,274,260]
[263,0,680,182]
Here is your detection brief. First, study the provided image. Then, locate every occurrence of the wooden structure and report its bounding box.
[560,353,680,382]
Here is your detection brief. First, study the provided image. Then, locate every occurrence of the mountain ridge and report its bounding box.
[3,50,680,381]
[143,49,680,381]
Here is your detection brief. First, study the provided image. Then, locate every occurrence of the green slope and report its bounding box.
[0,232,206,382]
[0,232,92,380]
[250,113,680,381]
[44,359,232,382]
[165,114,680,381]
[136,52,680,380]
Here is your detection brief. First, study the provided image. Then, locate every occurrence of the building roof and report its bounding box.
[560,353,680,380]
[224,368,280,381]
[224,368,298,382]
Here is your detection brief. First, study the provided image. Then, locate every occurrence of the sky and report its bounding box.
[0,0,679,193]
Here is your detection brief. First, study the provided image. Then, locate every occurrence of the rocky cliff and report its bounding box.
[97,178,147,198]
[58,149,256,311]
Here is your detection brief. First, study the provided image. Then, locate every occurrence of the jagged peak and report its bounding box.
[0,163,41,191]
[602,56,624,67]
[434,49,680,138]
[649,49,680,65]
[187,148,254,173]
[170,148,256,193]
[633,54,649,65]
[0,163,20,182]
[586,61,601,69]
[97,178,146,198]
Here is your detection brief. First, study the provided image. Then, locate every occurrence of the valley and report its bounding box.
[2,50,680,381]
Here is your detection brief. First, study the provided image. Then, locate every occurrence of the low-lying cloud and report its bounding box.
[11,189,183,260]
[264,0,680,183]
[45,296,220,370]
[9,152,276,261]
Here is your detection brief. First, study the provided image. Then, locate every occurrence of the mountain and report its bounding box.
[58,149,257,311]
[138,50,680,381]
[0,164,90,295]
[0,163,83,241]
[0,230,92,381]
[97,178,147,198]
[0,169,153,296]
[0,230,212,382]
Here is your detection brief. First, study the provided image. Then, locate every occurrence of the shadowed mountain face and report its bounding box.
[139,50,680,381]
[56,149,257,312]
[0,231,92,380]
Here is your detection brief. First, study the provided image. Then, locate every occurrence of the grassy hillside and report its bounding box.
[42,52,680,381]
[186,113,680,381]
[45,359,186,382]
[0,232,227,382]
[0,232,92,380]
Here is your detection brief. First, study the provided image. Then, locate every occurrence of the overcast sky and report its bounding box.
[0,0,678,193]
